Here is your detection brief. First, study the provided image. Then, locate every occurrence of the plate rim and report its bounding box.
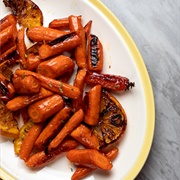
[0,0,155,180]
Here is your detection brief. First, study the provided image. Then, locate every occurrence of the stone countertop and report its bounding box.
[100,0,180,180]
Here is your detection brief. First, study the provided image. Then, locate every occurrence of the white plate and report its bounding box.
[0,0,155,180]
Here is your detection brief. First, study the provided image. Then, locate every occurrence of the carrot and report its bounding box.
[84,85,101,126]
[87,34,103,72]
[49,18,70,30]
[27,53,42,71]
[48,109,84,151]
[68,15,87,69]
[0,45,16,61]
[12,74,41,94]
[6,87,53,111]
[27,26,69,42]
[72,69,87,111]
[84,20,92,37]
[26,138,79,167]
[20,107,29,124]
[35,107,72,150]
[70,124,100,149]
[0,14,16,31]
[39,32,81,59]
[36,55,75,79]
[28,94,64,123]
[71,147,118,180]
[58,68,74,83]
[17,28,27,69]
[15,69,81,99]
[85,71,135,91]
[19,122,44,161]
[66,149,113,170]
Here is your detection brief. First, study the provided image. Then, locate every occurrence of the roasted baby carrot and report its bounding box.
[15,69,81,99]
[49,18,70,30]
[48,109,84,151]
[70,124,100,149]
[36,55,75,79]
[87,34,103,72]
[35,107,72,150]
[12,74,41,94]
[0,45,16,61]
[66,149,113,170]
[28,94,64,123]
[27,53,42,71]
[6,87,53,111]
[27,26,69,42]
[19,122,44,161]
[17,28,27,69]
[68,15,87,69]
[84,20,92,37]
[26,138,79,168]
[71,147,118,180]
[72,69,87,111]
[0,14,16,31]
[84,85,101,126]
[39,32,81,59]
[85,72,135,91]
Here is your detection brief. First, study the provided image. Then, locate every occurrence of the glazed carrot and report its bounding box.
[71,147,118,180]
[0,14,16,31]
[15,69,81,99]
[28,94,64,123]
[87,34,103,72]
[85,72,135,91]
[27,53,42,71]
[84,20,92,37]
[19,122,44,161]
[12,74,41,94]
[66,149,113,170]
[17,28,27,69]
[0,45,16,61]
[84,85,101,126]
[68,15,87,69]
[70,124,100,149]
[26,138,79,168]
[35,107,72,150]
[0,73,15,100]
[36,55,75,79]
[72,69,87,111]
[39,32,81,59]
[48,109,84,151]
[27,26,69,42]
[6,87,53,111]
[49,18,70,30]
[58,68,74,83]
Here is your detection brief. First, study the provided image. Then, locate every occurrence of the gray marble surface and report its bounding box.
[100,0,180,180]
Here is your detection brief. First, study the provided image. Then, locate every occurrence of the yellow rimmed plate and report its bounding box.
[0,0,155,179]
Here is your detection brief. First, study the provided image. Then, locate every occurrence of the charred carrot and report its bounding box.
[71,147,118,180]
[12,74,41,94]
[28,94,64,123]
[15,69,81,99]
[17,28,27,69]
[27,26,69,42]
[36,55,75,79]
[84,85,101,126]
[70,124,100,149]
[0,14,16,31]
[84,20,92,37]
[19,122,44,161]
[87,34,103,72]
[0,45,16,61]
[85,72,135,91]
[26,138,79,167]
[35,107,72,150]
[39,32,81,59]
[68,15,87,69]
[48,109,84,151]
[6,87,53,111]
[66,149,113,170]
[72,69,87,111]
[27,53,42,71]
